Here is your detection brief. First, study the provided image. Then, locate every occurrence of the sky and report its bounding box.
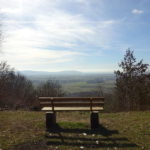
[0,0,150,72]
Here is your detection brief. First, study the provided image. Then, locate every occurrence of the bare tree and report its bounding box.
[37,80,65,97]
[0,61,14,107]
[11,73,36,109]
[0,61,36,109]
[96,85,104,97]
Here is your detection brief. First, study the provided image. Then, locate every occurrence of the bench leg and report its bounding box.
[46,112,56,130]
[90,112,99,130]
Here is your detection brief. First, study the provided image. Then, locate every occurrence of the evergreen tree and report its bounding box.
[114,49,150,111]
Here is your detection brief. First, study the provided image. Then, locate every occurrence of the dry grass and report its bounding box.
[0,111,150,150]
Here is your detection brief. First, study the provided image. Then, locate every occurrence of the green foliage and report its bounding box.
[114,49,150,111]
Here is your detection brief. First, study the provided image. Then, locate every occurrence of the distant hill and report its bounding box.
[19,70,113,76]
[19,70,51,76]
[58,71,83,75]
[19,70,83,76]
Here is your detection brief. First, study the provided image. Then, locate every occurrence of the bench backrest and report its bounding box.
[39,97,104,112]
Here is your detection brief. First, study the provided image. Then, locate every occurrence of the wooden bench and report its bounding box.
[39,97,104,130]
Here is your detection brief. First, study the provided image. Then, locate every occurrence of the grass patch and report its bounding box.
[59,122,88,129]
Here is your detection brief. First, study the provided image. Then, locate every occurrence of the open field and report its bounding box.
[0,111,150,150]
[62,80,115,94]
[28,73,115,95]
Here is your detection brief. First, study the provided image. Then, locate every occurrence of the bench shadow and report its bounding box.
[45,124,138,148]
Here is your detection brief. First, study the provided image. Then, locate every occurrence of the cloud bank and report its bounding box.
[0,0,149,72]
[0,0,119,71]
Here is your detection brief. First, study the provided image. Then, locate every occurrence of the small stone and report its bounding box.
[92,134,95,137]
[83,133,87,136]
[80,146,84,149]
[96,140,99,144]
[141,146,145,150]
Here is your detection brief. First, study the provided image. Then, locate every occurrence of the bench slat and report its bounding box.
[39,97,104,101]
[40,102,104,107]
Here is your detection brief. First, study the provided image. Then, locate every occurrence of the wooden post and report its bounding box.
[90,112,99,130]
[46,112,56,131]
[90,98,92,111]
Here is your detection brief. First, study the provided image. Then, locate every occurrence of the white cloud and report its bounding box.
[132,9,144,14]
[0,8,22,14]
[0,46,84,70]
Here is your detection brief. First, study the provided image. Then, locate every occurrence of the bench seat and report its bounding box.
[41,106,104,111]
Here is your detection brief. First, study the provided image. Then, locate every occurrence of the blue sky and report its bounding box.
[0,0,150,72]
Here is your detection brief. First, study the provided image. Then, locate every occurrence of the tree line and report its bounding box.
[0,61,64,110]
